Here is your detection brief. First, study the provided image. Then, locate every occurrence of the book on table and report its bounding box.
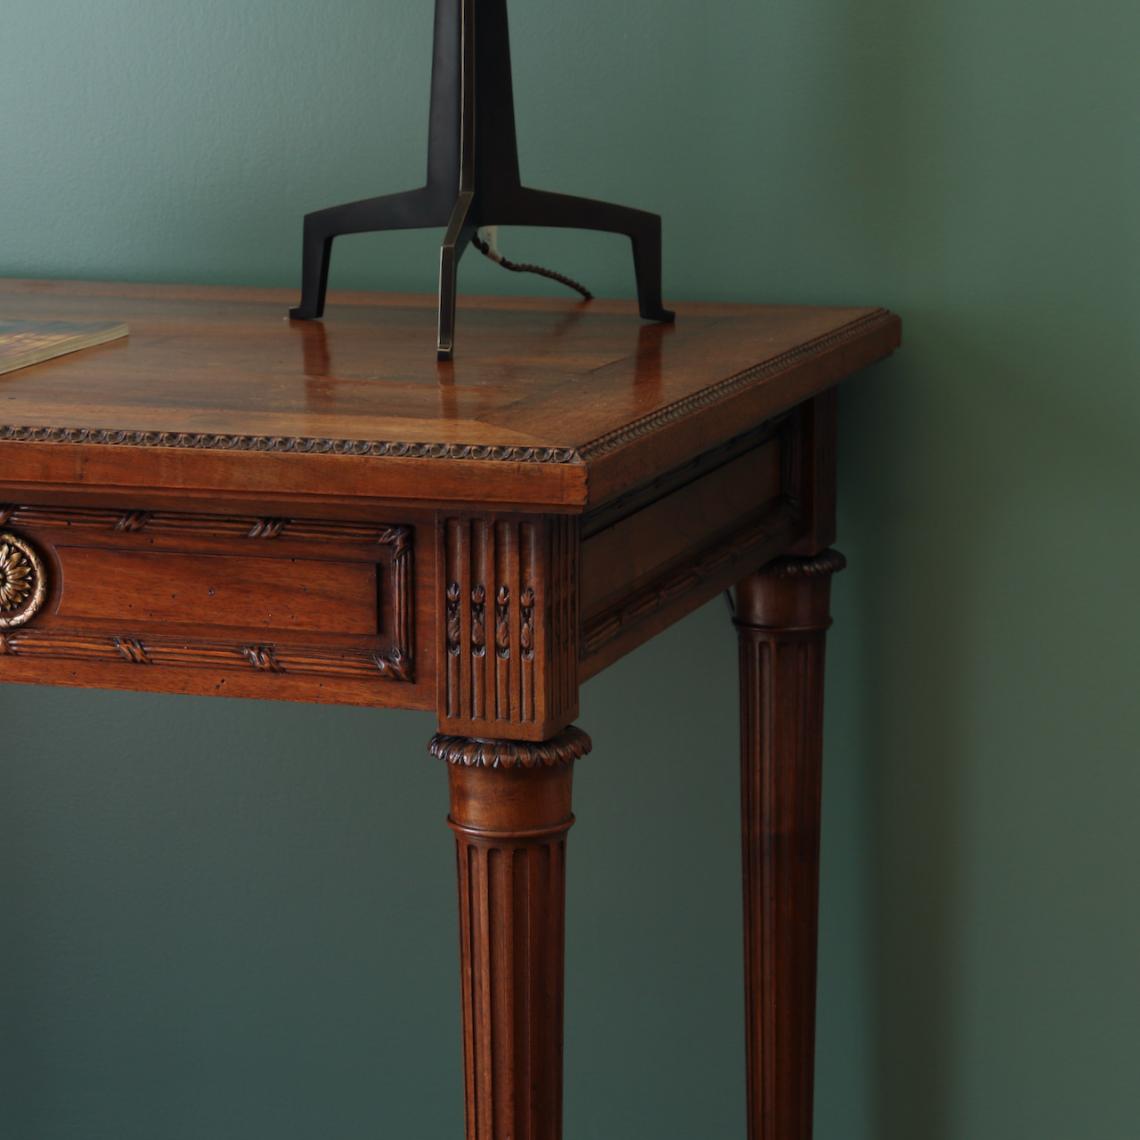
[0,320,128,376]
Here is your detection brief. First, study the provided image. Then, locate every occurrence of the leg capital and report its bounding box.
[736,548,846,631]
[430,725,592,771]
[754,548,847,581]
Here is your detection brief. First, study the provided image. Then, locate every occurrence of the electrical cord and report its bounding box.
[473,228,593,301]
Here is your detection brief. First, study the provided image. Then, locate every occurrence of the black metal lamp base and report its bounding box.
[288,0,674,360]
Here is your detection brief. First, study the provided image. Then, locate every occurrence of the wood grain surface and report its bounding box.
[0,280,899,509]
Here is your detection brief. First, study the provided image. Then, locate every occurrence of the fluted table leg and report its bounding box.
[430,728,592,1140]
[734,550,846,1140]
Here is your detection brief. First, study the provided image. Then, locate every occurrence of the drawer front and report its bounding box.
[0,504,425,708]
[53,547,380,634]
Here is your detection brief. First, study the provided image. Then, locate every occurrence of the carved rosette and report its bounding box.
[0,533,47,629]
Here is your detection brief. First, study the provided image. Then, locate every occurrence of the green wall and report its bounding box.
[2,1,1138,1137]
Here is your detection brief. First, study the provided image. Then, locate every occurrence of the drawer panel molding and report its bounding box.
[0,504,415,690]
[0,628,412,681]
[0,504,410,548]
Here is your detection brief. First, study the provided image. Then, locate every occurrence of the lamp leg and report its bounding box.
[493,187,674,323]
[290,186,448,320]
[437,191,479,361]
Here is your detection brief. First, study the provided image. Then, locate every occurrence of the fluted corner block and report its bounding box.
[438,514,580,743]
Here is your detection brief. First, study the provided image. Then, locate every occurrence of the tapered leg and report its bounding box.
[735,550,846,1140]
[430,727,592,1140]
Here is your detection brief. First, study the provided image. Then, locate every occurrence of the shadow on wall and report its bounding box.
[843,353,968,1140]
[842,303,1140,1140]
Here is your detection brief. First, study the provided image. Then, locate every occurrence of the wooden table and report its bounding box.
[0,279,899,1140]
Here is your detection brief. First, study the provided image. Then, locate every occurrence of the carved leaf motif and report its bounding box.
[520,586,536,661]
[243,646,284,673]
[115,511,151,533]
[495,586,511,659]
[446,582,462,656]
[380,526,412,557]
[247,518,288,539]
[114,638,152,665]
[375,648,413,682]
[471,586,487,658]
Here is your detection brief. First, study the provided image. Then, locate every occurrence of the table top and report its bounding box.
[0,280,900,510]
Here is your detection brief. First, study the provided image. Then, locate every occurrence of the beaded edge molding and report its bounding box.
[0,426,579,465]
[430,726,593,769]
[579,310,894,461]
[0,310,893,465]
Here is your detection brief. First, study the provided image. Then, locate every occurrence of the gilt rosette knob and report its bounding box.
[0,533,48,629]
